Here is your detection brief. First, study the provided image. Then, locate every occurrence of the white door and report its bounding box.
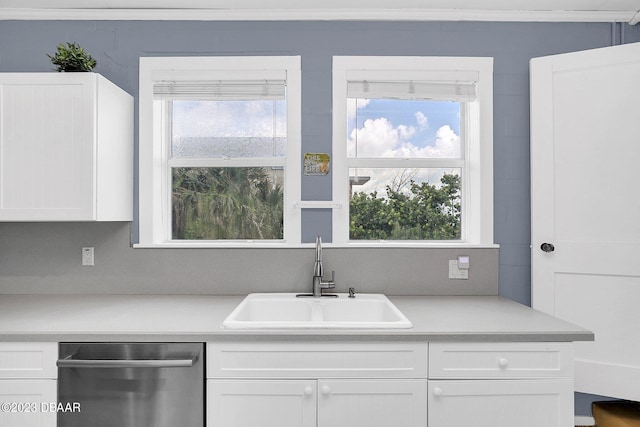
[0,380,57,427]
[207,379,316,427]
[428,380,574,427]
[530,42,640,400]
[317,379,427,427]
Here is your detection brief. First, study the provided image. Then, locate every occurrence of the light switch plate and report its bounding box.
[448,260,468,280]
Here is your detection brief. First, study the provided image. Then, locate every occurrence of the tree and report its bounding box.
[172,167,283,240]
[349,173,461,240]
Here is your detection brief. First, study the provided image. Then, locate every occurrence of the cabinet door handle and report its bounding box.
[304,386,313,397]
[433,387,443,397]
[321,385,331,395]
[498,357,509,368]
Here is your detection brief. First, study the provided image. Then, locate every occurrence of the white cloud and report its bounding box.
[348,117,406,157]
[347,98,371,120]
[420,125,460,159]
[415,111,428,130]
[348,117,459,159]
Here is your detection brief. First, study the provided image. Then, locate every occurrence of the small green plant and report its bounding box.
[47,42,97,72]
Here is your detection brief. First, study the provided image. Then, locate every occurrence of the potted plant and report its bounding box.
[48,42,97,72]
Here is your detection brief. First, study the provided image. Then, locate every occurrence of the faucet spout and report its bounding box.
[311,235,336,297]
[313,236,323,278]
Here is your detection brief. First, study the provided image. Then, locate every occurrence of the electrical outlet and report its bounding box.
[448,260,468,280]
[82,247,94,266]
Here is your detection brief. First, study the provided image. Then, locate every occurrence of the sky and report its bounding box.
[347,98,462,195]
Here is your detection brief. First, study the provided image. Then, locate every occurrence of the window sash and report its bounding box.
[332,56,494,246]
[138,56,301,247]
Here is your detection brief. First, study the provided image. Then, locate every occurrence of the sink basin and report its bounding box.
[222,293,412,329]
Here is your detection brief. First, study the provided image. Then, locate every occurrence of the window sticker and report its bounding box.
[304,153,330,176]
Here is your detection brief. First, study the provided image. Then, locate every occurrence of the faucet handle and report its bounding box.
[321,271,336,290]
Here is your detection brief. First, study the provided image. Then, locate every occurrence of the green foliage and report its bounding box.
[350,173,461,240]
[47,42,97,72]
[172,167,283,240]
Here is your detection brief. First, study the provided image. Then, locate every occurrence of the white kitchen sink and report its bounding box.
[221,293,412,329]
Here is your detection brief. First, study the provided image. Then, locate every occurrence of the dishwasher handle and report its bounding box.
[57,355,197,368]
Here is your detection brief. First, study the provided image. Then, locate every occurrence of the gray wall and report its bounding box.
[0,222,498,296]
[1,19,639,415]
[1,20,638,303]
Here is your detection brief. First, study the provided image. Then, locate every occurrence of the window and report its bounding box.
[139,56,301,246]
[332,56,494,245]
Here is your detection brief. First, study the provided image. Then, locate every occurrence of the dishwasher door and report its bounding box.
[57,343,203,427]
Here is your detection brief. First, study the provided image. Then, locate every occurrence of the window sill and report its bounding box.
[133,242,499,249]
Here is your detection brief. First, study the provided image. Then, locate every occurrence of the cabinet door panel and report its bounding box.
[207,380,316,427]
[428,380,573,427]
[318,379,427,427]
[0,342,58,379]
[0,76,94,220]
[0,380,57,427]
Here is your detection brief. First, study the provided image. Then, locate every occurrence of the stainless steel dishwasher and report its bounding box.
[57,343,204,427]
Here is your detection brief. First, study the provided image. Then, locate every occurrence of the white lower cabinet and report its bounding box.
[428,342,575,427]
[206,341,575,427]
[0,342,58,427]
[206,341,428,427]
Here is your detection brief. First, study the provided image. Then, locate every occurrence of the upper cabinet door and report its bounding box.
[0,73,133,221]
[530,42,640,401]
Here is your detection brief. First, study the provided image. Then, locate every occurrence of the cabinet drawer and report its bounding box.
[0,343,58,379]
[207,341,427,379]
[429,342,572,379]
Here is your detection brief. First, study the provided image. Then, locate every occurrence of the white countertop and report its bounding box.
[0,294,593,342]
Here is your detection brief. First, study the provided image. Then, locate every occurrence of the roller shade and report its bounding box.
[154,79,286,101]
[347,80,477,102]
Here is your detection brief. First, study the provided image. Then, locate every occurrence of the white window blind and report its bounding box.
[347,80,477,101]
[153,79,287,101]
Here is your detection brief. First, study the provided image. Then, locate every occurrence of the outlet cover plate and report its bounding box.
[448,260,468,280]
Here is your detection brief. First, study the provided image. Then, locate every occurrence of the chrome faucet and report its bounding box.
[312,236,336,297]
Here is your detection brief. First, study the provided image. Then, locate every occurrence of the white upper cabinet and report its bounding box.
[0,73,133,221]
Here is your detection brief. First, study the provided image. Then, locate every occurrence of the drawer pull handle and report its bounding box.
[321,385,331,395]
[304,386,313,397]
[498,358,509,368]
[433,387,443,397]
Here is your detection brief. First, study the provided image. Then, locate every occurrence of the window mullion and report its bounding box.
[347,158,464,169]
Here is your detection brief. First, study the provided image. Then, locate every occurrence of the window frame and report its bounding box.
[332,56,494,246]
[138,56,301,247]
